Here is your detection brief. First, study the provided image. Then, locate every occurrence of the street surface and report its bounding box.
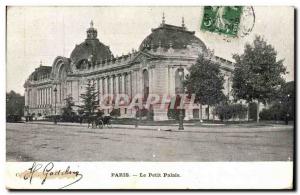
[6,122,293,161]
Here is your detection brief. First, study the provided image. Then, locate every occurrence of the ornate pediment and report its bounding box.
[51,56,71,81]
[129,51,157,64]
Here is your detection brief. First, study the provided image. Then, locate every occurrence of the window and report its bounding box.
[175,68,184,94]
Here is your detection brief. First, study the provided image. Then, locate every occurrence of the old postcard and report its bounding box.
[5,6,294,189]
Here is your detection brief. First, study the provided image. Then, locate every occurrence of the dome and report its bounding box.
[70,39,113,65]
[29,63,52,81]
[139,23,207,51]
[70,21,113,67]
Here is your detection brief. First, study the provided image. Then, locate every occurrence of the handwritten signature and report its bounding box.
[16,162,83,189]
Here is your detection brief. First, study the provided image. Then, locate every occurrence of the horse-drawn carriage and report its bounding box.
[86,114,112,129]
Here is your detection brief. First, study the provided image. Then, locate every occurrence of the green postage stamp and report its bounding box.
[201,6,243,37]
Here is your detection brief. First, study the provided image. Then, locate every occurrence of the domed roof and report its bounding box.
[139,23,207,51]
[70,39,112,65]
[29,63,52,81]
[70,21,113,66]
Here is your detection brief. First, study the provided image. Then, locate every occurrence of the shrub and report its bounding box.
[167,109,185,120]
[110,108,121,117]
[215,103,247,121]
[249,102,257,120]
[259,102,292,121]
[6,115,22,123]
[135,107,154,120]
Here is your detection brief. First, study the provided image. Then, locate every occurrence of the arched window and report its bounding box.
[175,68,184,94]
[143,69,149,101]
[107,77,111,95]
[58,65,67,81]
[118,75,122,94]
[124,73,128,95]
[102,78,105,95]
[113,75,116,95]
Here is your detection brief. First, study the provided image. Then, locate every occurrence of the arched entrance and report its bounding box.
[175,68,184,94]
[142,69,149,101]
[58,65,68,103]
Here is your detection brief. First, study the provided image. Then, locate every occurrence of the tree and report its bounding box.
[280,81,294,120]
[232,36,287,122]
[79,81,99,117]
[184,53,226,121]
[6,90,25,117]
[61,95,75,122]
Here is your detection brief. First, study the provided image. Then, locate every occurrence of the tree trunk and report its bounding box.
[207,105,210,121]
[256,100,260,123]
[247,102,250,121]
[199,104,203,123]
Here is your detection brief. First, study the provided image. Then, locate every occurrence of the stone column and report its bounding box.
[116,75,119,95]
[36,89,39,106]
[47,88,49,106]
[38,89,40,106]
[48,88,50,105]
[57,84,60,104]
[127,71,132,98]
[104,77,108,95]
[149,68,152,94]
[121,74,125,95]
[30,89,33,107]
[39,88,43,107]
[49,87,51,105]
[46,88,48,105]
[136,71,143,96]
[131,71,135,97]
[40,88,42,106]
[42,88,44,106]
[41,89,43,106]
[44,88,46,105]
[100,78,104,95]
[48,87,50,105]
[113,75,116,95]
[32,89,36,107]
[76,80,79,102]
[110,76,114,96]
[25,89,28,106]
[44,88,46,106]
[169,67,175,96]
[105,77,109,95]
[45,88,48,105]
[28,89,30,107]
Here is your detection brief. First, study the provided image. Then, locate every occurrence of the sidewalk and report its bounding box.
[23,120,293,133]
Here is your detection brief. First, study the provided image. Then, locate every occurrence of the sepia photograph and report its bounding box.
[5,5,295,189]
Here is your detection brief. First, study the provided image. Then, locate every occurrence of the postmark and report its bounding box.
[201,6,255,39]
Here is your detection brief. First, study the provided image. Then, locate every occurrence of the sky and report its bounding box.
[6,6,294,95]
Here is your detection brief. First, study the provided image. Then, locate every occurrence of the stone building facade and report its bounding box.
[24,18,234,121]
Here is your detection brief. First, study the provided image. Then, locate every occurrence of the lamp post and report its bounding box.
[178,68,184,130]
[285,94,290,125]
[135,103,142,128]
[24,105,29,122]
[53,87,57,124]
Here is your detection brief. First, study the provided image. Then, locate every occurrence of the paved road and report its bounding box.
[6,122,293,161]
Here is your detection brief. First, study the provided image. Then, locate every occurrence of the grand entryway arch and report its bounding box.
[58,64,68,103]
[175,68,184,94]
[142,69,149,101]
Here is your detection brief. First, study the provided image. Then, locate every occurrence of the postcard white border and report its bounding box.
[5,162,293,189]
[1,0,298,193]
